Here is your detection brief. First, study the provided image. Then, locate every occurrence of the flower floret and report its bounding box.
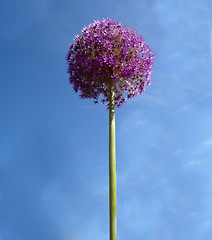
[66,18,155,107]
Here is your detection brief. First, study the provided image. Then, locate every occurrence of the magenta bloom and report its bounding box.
[66,18,155,107]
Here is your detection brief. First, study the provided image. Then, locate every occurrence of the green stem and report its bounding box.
[109,81,117,240]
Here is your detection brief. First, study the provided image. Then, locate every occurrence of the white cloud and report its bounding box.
[152,178,168,189]
[180,211,198,223]
[121,119,144,133]
[135,93,170,109]
[202,221,212,228]
[119,110,146,134]
[191,137,212,155]
[167,148,183,159]
[186,158,212,166]
[202,139,212,148]
[186,161,202,166]
[170,104,192,116]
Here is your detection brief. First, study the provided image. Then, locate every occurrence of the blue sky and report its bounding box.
[0,0,212,239]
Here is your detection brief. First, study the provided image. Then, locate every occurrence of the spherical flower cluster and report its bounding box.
[66,18,155,107]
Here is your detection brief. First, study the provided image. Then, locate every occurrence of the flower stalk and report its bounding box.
[109,80,117,240]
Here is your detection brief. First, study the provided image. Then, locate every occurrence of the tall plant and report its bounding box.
[66,18,155,240]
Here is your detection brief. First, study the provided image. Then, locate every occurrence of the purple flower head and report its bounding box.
[66,18,155,107]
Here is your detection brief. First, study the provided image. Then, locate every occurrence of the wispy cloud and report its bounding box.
[193,138,212,154]
[167,148,183,159]
[186,158,212,166]
[202,138,212,148]
[201,221,212,228]
[180,211,198,223]
[151,178,168,189]
[170,104,192,116]
[120,119,144,133]
[119,110,146,134]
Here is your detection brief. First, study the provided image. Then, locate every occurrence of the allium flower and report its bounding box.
[66,18,155,107]
[66,18,155,240]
